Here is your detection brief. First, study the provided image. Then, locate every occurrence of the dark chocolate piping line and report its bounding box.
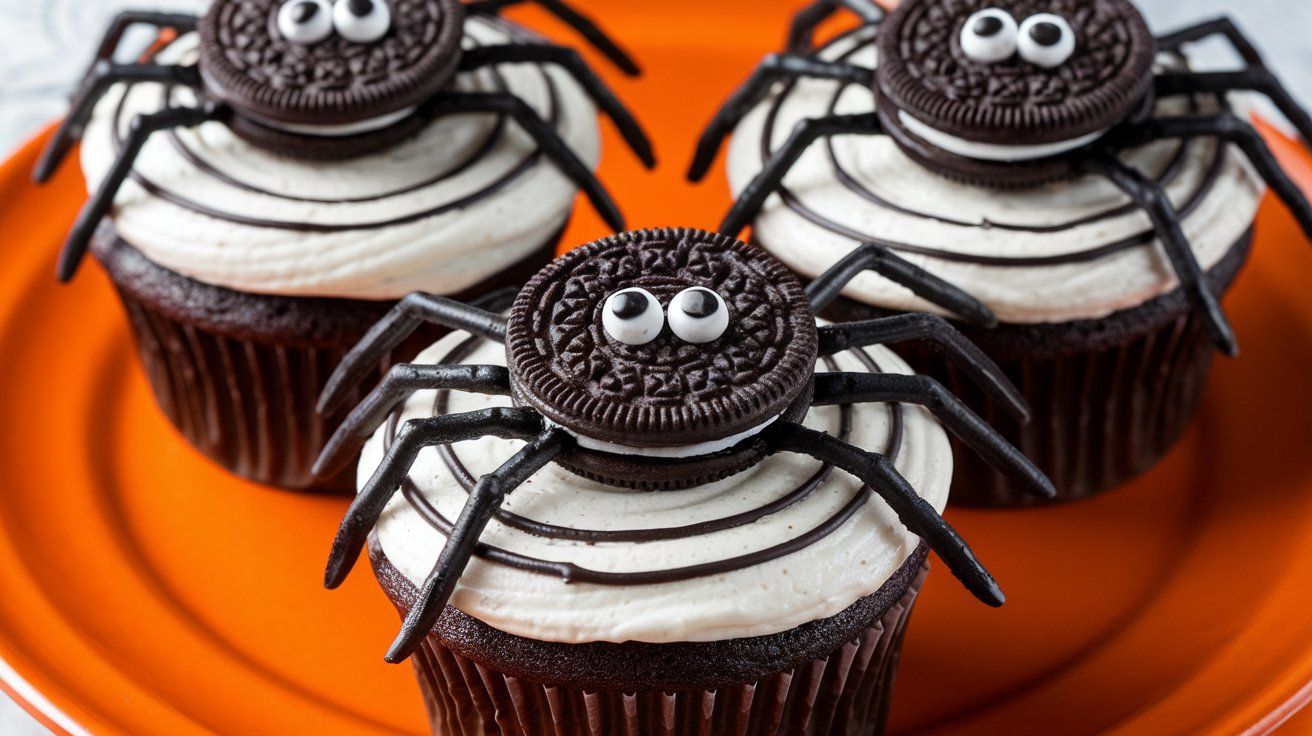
[757,30,1231,266]
[384,337,906,586]
[107,21,566,232]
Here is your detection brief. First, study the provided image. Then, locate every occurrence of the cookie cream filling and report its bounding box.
[897,111,1109,162]
[727,29,1265,324]
[79,17,600,301]
[245,106,420,137]
[544,412,784,458]
[367,330,950,644]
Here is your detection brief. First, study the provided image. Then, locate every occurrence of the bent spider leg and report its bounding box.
[1080,151,1239,356]
[1154,71,1312,150]
[806,243,998,327]
[786,0,883,53]
[719,112,883,237]
[423,92,625,232]
[91,10,200,65]
[1113,114,1312,240]
[35,62,203,184]
[816,313,1030,423]
[460,44,655,167]
[465,0,640,76]
[813,372,1055,498]
[386,428,571,663]
[315,364,513,477]
[58,101,224,283]
[324,408,548,590]
[318,292,510,416]
[765,422,1004,606]
[688,55,873,182]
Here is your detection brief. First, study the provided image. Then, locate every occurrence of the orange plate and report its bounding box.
[3,2,1312,734]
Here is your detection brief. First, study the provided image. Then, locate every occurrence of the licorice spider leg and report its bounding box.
[785,0,882,53]
[465,0,640,76]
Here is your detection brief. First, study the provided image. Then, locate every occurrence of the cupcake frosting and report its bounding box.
[365,328,951,645]
[726,27,1266,324]
[79,17,600,301]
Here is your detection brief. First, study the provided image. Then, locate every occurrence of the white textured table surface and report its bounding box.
[1,0,1309,733]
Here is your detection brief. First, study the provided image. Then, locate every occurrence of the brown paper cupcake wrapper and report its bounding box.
[817,229,1252,507]
[407,567,925,736]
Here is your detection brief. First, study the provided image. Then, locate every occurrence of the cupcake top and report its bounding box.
[79,16,599,301]
[726,26,1264,324]
[365,328,950,644]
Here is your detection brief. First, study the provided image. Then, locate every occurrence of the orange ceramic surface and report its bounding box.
[2,2,1312,734]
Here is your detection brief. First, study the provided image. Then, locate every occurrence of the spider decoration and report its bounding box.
[688,0,1312,357]
[33,0,655,282]
[312,228,1055,662]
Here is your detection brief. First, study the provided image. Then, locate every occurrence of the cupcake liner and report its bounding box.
[817,229,1253,507]
[395,567,926,736]
[95,226,560,493]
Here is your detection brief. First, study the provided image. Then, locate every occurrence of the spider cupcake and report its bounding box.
[316,228,1053,735]
[689,0,1312,505]
[34,0,653,492]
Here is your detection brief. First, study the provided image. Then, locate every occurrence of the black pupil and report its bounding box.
[611,292,649,320]
[1030,22,1063,46]
[293,2,320,22]
[347,0,374,16]
[973,15,1004,37]
[681,290,719,319]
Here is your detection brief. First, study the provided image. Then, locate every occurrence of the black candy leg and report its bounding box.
[323,408,548,590]
[785,0,883,53]
[816,313,1030,422]
[35,62,202,184]
[315,364,514,477]
[813,372,1055,498]
[319,292,511,415]
[423,92,625,232]
[719,112,883,237]
[1081,151,1239,356]
[765,422,1004,607]
[805,242,997,326]
[1155,71,1312,151]
[459,44,655,167]
[58,102,223,283]
[688,55,873,182]
[91,10,199,64]
[385,428,570,663]
[465,0,640,76]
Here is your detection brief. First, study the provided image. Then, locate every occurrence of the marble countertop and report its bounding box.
[1,0,1308,733]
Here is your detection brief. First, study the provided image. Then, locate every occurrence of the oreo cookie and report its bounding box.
[198,0,466,148]
[504,228,819,488]
[876,0,1157,186]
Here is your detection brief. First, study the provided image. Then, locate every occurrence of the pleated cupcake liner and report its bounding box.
[405,568,926,736]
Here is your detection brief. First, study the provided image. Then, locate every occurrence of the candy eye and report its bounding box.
[333,0,392,43]
[277,0,334,44]
[667,288,729,344]
[1018,14,1075,68]
[960,8,1018,64]
[603,288,663,346]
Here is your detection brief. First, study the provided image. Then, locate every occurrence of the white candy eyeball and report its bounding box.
[960,8,1019,64]
[667,288,729,344]
[333,0,391,43]
[603,288,664,346]
[278,0,334,44]
[1018,14,1076,68]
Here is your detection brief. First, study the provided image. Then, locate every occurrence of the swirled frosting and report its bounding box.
[79,17,600,300]
[726,27,1265,324]
[366,328,951,644]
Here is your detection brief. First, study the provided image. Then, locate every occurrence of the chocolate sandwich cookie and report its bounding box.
[876,0,1157,187]
[506,229,820,489]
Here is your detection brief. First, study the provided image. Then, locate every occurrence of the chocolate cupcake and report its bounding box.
[34,0,653,492]
[690,0,1312,505]
[315,229,1053,734]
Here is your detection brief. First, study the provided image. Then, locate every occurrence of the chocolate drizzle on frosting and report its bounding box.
[759,27,1229,268]
[386,334,905,587]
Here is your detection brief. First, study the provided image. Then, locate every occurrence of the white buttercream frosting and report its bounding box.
[79,18,600,301]
[366,329,951,644]
[726,29,1266,324]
